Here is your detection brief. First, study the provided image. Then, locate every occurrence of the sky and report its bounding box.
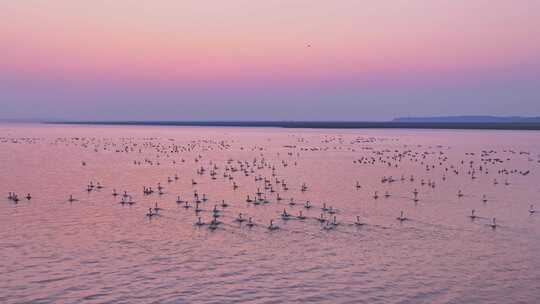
[1,0,540,121]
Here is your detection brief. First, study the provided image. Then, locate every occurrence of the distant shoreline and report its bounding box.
[44,121,540,130]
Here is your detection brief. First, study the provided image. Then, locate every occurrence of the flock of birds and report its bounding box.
[3,133,540,233]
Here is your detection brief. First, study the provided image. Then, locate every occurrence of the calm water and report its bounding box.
[1,124,540,304]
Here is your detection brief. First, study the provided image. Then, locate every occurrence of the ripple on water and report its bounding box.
[1,126,540,303]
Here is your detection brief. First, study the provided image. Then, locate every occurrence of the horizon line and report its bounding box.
[37,119,540,131]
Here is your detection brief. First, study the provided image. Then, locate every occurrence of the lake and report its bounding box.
[1,124,539,303]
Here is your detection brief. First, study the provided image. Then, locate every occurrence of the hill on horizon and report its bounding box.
[392,116,540,123]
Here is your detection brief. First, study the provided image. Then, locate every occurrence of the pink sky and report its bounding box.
[1,1,540,120]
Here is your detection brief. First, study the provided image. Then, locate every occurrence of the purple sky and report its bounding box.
[1,1,540,121]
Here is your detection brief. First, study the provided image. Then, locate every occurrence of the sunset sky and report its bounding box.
[1,0,539,120]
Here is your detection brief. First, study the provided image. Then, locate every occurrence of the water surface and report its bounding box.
[1,124,540,303]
